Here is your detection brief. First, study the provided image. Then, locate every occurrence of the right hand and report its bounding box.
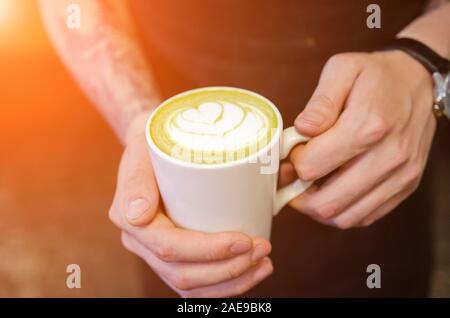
[109,113,273,297]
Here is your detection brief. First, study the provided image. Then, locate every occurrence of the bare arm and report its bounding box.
[39,0,161,144]
[39,1,272,298]
[398,1,450,58]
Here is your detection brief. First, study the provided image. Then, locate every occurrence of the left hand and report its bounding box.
[281,50,437,229]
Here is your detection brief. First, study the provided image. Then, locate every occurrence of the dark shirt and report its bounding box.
[129,0,433,297]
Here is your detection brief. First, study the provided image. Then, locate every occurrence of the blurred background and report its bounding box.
[0,0,448,297]
[0,0,142,296]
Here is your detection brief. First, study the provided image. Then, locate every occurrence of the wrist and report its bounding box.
[373,50,435,115]
[396,32,449,61]
[397,3,450,59]
[123,109,154,146]
[380,36,450,120]
[376,50,432,88]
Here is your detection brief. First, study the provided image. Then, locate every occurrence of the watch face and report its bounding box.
[433,72,450,118]
[445,74,450,117]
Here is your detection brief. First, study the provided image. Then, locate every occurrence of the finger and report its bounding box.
[328,161,421,229]
[290,98,389,181]
[357,109,436,227]
[114,133,160,226]
[129,212,257,262]
[296,139,407,219]
[178,258,273,298]
[277,162,297,188]
[315,96,435,228]
[122,233,271,291]
[295,53,365,136]
[288,184,335,226]
[357,113,435,227]
[357,189,411,227]
[289,183,318,210]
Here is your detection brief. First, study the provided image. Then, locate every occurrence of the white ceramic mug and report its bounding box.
[146,87,311,239]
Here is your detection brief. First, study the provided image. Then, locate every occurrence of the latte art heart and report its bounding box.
[150,88,278,164]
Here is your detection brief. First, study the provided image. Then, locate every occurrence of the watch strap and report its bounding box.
[384,37,450,74]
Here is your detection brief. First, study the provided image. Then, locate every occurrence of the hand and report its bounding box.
[109,113,273,297]
[280,51,436,229]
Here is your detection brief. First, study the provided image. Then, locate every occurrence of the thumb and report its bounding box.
[295,53,364,136]
[118,133,159,226]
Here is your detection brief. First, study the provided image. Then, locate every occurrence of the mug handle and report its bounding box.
[273,127,312,215]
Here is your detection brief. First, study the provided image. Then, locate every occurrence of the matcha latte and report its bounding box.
[149,87,279,164]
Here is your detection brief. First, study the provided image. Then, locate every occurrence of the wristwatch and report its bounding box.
[384,37,450,120]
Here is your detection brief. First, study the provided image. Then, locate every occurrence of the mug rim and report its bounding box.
[145,86,283,170]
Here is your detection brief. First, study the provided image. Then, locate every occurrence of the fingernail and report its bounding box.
[127,198,150,220]
[296,111,325,128]
[254,259,273,281]
[230,240,252,255]
[252,244,269,262]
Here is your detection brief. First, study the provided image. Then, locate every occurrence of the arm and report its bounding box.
[282,3,450,228]
[398,1,450,58]
[40,0,272,297]
[39,0,160,144]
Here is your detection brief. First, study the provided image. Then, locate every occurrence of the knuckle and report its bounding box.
[308,93,336,112]
[152,239,175,262]
[295,162,317,181]
[120,233,132,251]
[359,115,389,146]
[391,145,409,169]
[382,144,409,175]
[327,53,349,67]
[326,53,361,71]
[313,203,339,219]
[226,265,243,281]
[169,270,193,291]
[402,163,422,189]
[108,207,121,227]
[334,219,353,230]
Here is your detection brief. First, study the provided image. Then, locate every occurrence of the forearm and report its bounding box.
[39,0,160,144]
[399,2,450,58]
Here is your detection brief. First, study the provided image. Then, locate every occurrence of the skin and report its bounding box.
[40,0,450,297]
[40,0,272,297]
[281,4,450,229]
[283,50,437,229]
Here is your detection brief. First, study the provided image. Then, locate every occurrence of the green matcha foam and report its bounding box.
[150,88,278,164]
